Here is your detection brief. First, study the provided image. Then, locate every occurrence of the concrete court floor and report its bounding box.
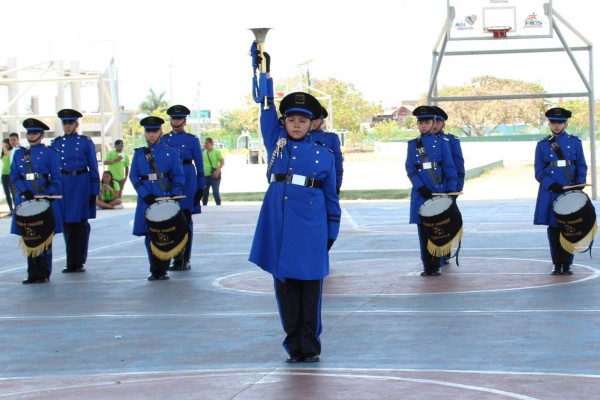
[0,166,600,399]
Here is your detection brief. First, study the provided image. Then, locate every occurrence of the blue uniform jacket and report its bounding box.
[129,142,185,236]
[438,130,465,191]
[310,129,344,189]
[10,144,63,234]
[405,133,457,224]
[249,76,341,281]
[50,133,99,222]
[534,132,587,226]
[162,131,205,214]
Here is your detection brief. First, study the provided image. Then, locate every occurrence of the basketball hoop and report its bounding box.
[485,26,511,39]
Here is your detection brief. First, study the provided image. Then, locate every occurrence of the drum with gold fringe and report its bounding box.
[552,190,597,254]
[14,199,55,257]
[418,195,463,257]
[145,200,189,260]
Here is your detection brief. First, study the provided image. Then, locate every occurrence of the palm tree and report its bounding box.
[139,89,169,115]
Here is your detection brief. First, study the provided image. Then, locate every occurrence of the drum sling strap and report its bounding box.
[23,149,47,194]
[143,147,171,192]
[416,137,442,185]
[549,137,574,183]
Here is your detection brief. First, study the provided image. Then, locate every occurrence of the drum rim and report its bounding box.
[145,199,182,220]
[418,196,454,217]
[14,199,51,216]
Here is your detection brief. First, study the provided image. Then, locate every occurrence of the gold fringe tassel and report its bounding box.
[427,228,463,257]
[560,220,597,254]
[150,233,189,261]
[19,233,54,258]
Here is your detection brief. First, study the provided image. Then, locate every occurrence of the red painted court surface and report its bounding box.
[1,197,599,399]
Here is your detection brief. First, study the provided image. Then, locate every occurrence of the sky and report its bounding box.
[1,0,599,116]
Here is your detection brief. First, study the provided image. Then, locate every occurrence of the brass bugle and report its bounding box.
[249,28,271,73]
[249,28,271,109]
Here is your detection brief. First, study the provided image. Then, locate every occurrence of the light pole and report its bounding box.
[168,64,174,103]
[297,59,313,92]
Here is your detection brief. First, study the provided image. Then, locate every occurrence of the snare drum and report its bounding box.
[552,190,597,254]
[145,200,189,260]
[418,196,463,257]
[14,199,55,257]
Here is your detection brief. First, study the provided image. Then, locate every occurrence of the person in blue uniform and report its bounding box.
[11,118,62,284]
[51,109,99,273]
[162,105,205,271]
[249,52,341,364]
[310,106,344,194]
[432,105,465,266]
[405,105,457,276]
[534,107,587,275]
[130,116,185,281]
[432,106,464,192]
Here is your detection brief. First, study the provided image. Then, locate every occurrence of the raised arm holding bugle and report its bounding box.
[249,28,271,109]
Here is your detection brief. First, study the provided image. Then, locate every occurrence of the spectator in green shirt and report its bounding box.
[103,139,129,198]
[1,138,14,215]
[202,137,224,206]
[96,171,123,209]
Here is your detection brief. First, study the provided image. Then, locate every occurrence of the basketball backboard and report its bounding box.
[447,0,553,40]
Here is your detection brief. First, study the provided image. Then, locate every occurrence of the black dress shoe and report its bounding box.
[286,352,303,363]
[22,278,37,284]
[430,269,441,276]
[158,274,170,280]
[182,261,191,270]
[36,278,49,283]
[74,265,86,272]
[148,275,159,281]
[551,266,562,275]
[420,269,430,276]
[169,261,183,271]
[62,266,75,273]
[562,265,573,275]
[303,354,320,363]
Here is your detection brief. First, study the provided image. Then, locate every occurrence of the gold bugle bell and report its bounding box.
[249,28,271,44]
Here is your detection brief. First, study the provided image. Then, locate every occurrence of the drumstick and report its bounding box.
[563,183,592,189]
[431,192,463,196]
[155,195,187,201]
[34,195,63,199]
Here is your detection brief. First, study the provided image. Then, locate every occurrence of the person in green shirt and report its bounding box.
[96,171,123,209]
[1,138,14,215]
[202,137,224,206]
[103,139,129,198]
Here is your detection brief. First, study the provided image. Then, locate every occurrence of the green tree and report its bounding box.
[433,76,547,136]
[139,88,169,115]
[372,119,402,142]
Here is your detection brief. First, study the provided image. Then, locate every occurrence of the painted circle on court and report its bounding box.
[215,257,598,295]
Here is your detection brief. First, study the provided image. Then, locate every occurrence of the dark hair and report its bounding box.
[102,170,117,189]
[2,138,11,151]
[9,132,19,138]
[204,137,214,144]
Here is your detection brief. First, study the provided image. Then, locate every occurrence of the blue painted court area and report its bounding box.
[0,197,599,399]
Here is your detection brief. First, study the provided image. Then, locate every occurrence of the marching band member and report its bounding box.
[130,116,185,281]
[162,105,205,271]
[11,118,62,284]
[51,109,100,273]
[534,107,587,275]
[432,106,464,266]
[405,105,457,276]
[310,106,344,195]
[248,51,341,363]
